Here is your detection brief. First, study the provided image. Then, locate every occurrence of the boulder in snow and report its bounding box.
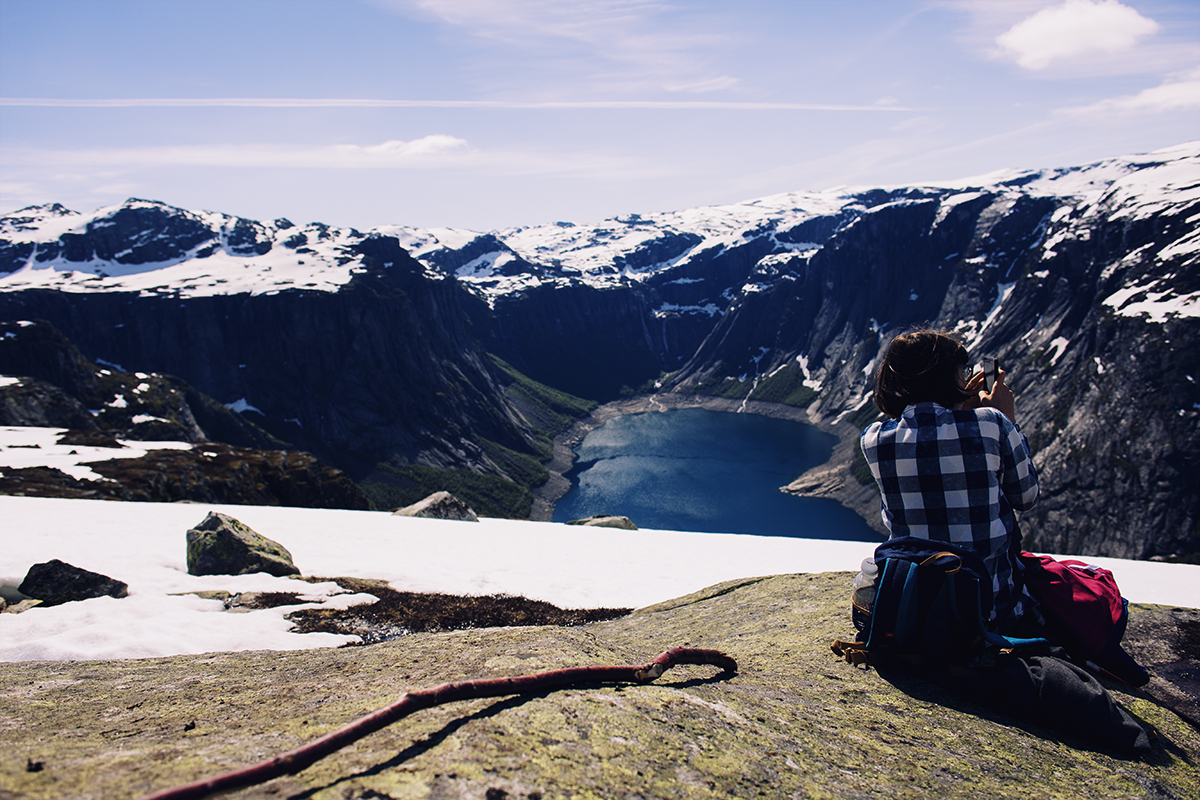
[186,511,300,577]
[567,514,638,530]
[392,491,479,522]
[18,559,129,607]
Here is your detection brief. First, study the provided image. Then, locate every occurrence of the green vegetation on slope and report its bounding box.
[489,355,597,440]
[748,363,818,408]
[357,358,598,519]
[359,463,534,519]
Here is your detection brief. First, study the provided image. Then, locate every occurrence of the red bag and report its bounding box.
[1020,553,1149,687]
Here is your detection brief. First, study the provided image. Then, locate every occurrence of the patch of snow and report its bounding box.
[1046,336,1070,367]
[0,484,1195,661]
[963,282,1016,350]
[225,398,264,415]
[834,393,875,425]
[1103,280,1200,323]
[933,191,987,226]
[0,376,19,388]
[381,226,482,257]
[456,250,514,280]
[1157,227,1200,263]
[796,353,823,390]
[0,426,191,481]
[653,301,722,318]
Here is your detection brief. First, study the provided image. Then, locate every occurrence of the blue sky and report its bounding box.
[1,0,1197,231]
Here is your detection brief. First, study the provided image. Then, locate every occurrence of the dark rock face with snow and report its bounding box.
[0,320,371,509]
[0,222,542,485]
[1,143,1197,559]
[0,319,281,447]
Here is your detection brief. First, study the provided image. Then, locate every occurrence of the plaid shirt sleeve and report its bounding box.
[860,403,1039,624]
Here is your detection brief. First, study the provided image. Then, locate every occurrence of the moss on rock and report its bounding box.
[185,511,300,577]
[1,573,1196,800]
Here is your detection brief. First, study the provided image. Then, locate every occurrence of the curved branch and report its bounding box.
[136,646,737,800]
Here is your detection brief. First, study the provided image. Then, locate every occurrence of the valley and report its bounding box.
[1,142,1197,560]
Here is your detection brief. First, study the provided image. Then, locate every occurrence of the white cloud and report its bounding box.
[996,0,1159,70]
[1060,68,1200,116]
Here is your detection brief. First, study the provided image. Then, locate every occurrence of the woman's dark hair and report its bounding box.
[873,327,971,418]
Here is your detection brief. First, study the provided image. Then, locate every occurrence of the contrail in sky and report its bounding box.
[0,97,912,111]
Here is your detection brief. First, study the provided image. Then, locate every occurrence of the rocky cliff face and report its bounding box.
[0,217,542,482]
[0,319,281,447]
[0,320,369,509]
[1,143,1196,557]
[652,153,1200,561]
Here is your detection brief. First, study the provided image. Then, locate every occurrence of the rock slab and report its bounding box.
[185,511,300,577]
[16,559,128,607]
[2,572,1196,800]
[393,491,479,522]
[567,513,639,530]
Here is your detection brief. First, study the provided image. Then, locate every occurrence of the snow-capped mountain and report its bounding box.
[1,142,1197,560]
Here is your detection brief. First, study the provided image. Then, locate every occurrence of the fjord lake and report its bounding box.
[552,408,879,541]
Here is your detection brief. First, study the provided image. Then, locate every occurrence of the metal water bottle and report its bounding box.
[851,557,877,630]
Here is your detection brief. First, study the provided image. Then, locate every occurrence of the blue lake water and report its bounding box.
[552,408,879,541]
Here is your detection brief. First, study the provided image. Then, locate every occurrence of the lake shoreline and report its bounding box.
[530,392,887,539]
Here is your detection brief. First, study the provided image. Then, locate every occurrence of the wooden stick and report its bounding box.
[136,646,737,800]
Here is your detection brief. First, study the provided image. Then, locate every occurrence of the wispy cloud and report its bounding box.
[375,0,740,95]
[1059,68,1200,116]
[0,97,912,111]
[4,137,473,170]
[995,0,1159,70]
[0,136,675,183]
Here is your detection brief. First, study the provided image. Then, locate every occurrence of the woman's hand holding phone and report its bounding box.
[977,362,1016,422]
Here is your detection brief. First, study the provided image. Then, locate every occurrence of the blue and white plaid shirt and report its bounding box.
[860,402,1039,625]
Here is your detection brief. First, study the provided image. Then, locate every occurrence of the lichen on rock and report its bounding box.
[2,572,1196,800]
[185,510,300,577]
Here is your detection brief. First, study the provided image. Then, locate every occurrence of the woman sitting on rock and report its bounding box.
[859,327,1039,631]
[856,327,1151,755]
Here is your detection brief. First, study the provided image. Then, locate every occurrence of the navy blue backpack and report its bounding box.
[853,537,1043,666]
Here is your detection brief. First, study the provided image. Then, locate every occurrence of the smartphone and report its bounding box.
[981,358,999,392]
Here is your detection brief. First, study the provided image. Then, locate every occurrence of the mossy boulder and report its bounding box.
[1,573,1196,800]
[185,511,300,577]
